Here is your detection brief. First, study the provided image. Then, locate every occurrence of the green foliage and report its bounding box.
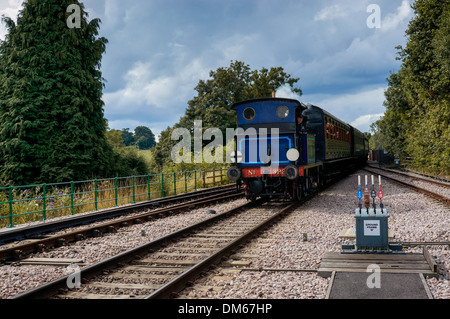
[112,147,149,177]
[154,60,302,169]
[153,127,175,169]
[134,126,156,150]
[104,129,150,176]
[374,0,450,174]
[120,127,156,150]
[105,129,125,150]
[179,61,301,133]
[0,0,114,185]
[121,128,135,146]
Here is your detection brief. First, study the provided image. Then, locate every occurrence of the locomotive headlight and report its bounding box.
[284,165,298,180]
[286,148,300,162]
[227,167,241,181]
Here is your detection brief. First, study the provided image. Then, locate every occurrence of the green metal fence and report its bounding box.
[0,168,229,229]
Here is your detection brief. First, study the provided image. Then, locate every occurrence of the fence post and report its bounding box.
[203,171,206,188]
[94,179,98,211]
[147,174,151,200]
[8,186,14,228]
[70,181,74,215]
[42,183,47,220]
[194,171,197,192]
[132,176,136,204]
[173,172,177,196]
[161,174,165,198]
[114,177,118,207]
[185,171,188,193]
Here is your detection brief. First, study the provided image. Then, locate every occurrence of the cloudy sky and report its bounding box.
[0,0,414,139]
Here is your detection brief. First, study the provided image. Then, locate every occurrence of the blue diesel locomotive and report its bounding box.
[227,98,369,200]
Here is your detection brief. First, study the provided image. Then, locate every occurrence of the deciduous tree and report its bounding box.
[154,60,302,168]
[375,0,449,173]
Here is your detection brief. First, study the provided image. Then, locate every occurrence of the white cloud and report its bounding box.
[0,0,411,140]
[276,84,302,100]
[0,0,22,41]
[276,84,386,133]
[302,86,386,132]
[103,57,209,138]
[108,119,152,131]
[381,0,412,32]
[299,1,413,93]
[351,113,384,132]
[314,5,348,21]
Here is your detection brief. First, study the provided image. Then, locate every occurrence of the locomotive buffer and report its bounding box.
[341,175,402,253]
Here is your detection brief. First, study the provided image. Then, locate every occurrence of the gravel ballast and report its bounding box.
[0,199,247,298]
[181,170,449,299]
[1,170,448,299]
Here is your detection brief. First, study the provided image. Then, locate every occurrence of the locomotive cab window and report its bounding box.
[243,107,256,120]
[276,105,289,119]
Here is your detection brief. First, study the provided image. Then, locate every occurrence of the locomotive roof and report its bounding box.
[231,97,306,110]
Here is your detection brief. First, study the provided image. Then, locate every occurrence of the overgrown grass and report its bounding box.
[0,169,229,229]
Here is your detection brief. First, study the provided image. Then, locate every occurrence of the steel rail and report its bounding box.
[393,241,450,246]
[363,167,450,206]
[10,200,259,299]
[0,189,243,262]
[145,201,299,299]
[0,184,236,244]
[366,165,450,189]
[143,170,348,299]
[10,169,352,299]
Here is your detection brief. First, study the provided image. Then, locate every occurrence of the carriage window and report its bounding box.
[276,105,290,119]
[243,107,256,120]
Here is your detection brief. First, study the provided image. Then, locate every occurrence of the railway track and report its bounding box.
[11,199,300,299]
[0,185,243,262]
[367,165,450,189]
[6,168,448,300]
[3,169,388,299]
[363,166,450,206]
[401,167,450,184]
[0,184,238,245]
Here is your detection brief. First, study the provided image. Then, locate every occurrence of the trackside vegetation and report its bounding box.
[370,0,449,176]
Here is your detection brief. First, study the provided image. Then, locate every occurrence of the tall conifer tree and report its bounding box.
[0,0,114,184]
